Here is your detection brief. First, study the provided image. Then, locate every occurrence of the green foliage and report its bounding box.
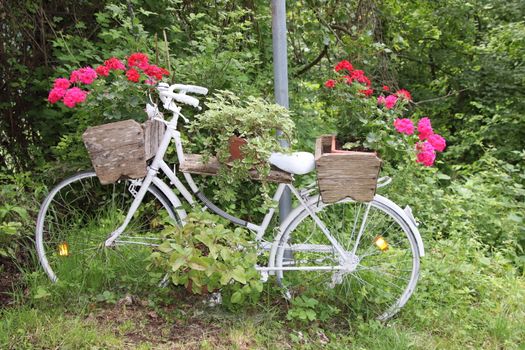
[286,296,340,323]
[189,91,295,207]
[385,153,525,268]
[0,173,40,260]
[150,211,262,304]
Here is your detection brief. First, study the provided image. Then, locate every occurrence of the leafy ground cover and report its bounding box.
[1,229,524,349]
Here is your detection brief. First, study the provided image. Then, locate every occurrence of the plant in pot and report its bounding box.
[318,60,447,202]
[46,52,171,169]
[188,91,295,207]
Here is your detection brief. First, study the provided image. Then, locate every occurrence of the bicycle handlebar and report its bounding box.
[168,84,208,95]
[159,91,200,108]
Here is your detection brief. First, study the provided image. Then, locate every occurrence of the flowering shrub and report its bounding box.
[324,60,446,167]
[48,52,169,111]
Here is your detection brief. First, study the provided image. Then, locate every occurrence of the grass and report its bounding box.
[2,211,524,350]
[2,235,524,350]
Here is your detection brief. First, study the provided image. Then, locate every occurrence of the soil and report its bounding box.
[0,262,20,307]
[85,291,253,349]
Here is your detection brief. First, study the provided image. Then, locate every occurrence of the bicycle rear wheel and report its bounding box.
[274,196,420,321]
[35,171,178,288]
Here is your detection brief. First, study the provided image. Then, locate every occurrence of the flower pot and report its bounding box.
[330,135,355,154]
[228,136,247,161]
[315,135,382,203]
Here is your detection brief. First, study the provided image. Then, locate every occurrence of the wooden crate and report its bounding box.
[82,120,147,184]
[315,135,381,203]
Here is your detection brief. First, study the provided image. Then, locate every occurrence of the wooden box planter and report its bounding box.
[315,135,381,203]
[82,119,165,184]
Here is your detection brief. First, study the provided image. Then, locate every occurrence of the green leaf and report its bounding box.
[171,257,186,272]
[231,267,247,284]
[230,291,243,304]
[34,286,51,299]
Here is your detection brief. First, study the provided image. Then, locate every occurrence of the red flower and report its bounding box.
[382,85,390,91]
[396,89,412,101]
[335,60,353,72]
[104,57,126,71]
[126,68,140,82]
[144,64,169,80]
[343,75,353,84]
[127,53,149,70]
[95,65,110,77]
[324,79,336,88]
[351,70,371,86]
[359,88,374,97]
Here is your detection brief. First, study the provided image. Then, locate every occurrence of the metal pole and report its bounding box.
[271,0,292,223]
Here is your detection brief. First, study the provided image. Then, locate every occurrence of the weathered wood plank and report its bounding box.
[315,135,381,203]
[143,119,165,160]
[83,120,147,184]
[180,154,293,183]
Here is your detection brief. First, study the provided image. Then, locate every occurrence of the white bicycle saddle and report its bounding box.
[268,152,315,175]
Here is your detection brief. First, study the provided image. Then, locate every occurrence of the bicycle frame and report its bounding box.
[103,103,350,264]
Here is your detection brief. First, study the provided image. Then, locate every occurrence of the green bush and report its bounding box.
[150,211,263,305]
[0,173,42,262]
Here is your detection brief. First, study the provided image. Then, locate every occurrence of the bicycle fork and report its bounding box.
[104,168,158,247]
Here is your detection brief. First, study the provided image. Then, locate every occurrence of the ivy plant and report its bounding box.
[188,91,295,207]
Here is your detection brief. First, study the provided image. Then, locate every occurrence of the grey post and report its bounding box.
[271,0,292,222]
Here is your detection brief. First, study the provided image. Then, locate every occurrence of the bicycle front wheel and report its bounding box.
[274,196,420,321]
[35,171,178,287]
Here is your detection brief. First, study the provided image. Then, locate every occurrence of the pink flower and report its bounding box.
[335,60,353,72]
[48,87,67,104]
[415,141,436,167]
[417,117,434,140]
[377,96,386,105]
[104,57,126,71]
[395,89,412,101]
[53,78,70,89]
[127,53,149,70]
[427,133,446,152]
[70,67,97,85]
[126,68,140,82]
[382,85,390,91]
[393,118,415,135]
[385,95,398,109]
[95,65,110,77]
[359,88,374,97]
[324,79,336,88]
[145,78,157,86]
[63,87,87,108]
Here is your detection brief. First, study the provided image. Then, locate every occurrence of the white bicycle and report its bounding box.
[35,82,424,321]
